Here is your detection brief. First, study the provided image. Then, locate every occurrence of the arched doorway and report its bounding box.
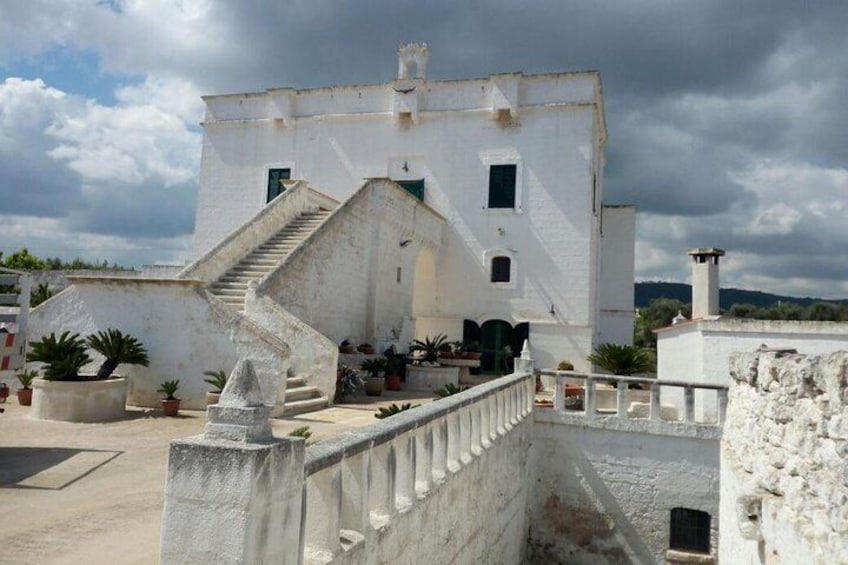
[463,319,529,375]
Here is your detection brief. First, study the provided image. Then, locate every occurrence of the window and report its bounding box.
[491,256,511,283]
[396,179,424,201]
[669,508,711,554]
[488,164,516,209]
[267,168,291,202]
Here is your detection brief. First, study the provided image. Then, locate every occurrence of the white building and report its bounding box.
[29,44,634,412]
[192,43,634,373]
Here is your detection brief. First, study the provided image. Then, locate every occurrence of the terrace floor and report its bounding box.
[0,390,436,565]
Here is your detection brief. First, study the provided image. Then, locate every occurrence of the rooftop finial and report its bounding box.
[204,359,271,442]
[398,43,429,80]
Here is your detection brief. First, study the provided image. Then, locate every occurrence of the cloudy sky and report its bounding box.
[1,1,846,298]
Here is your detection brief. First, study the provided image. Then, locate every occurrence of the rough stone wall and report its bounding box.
[529,413,721,563]
[721,350,848,564]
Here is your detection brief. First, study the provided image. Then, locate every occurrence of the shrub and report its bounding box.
[375,402,420,419]
[289,426,312,440]
[86,329,150,380]
[434,383,463,398]
[26,331,92,381]
[557,360,574,371]
[587,343,652,375]
[409,334,449,363]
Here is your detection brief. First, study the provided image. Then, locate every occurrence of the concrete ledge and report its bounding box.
[405,365,459,392]
[534,408,723,440]
[31,377,128,422]
[666,549,715,563]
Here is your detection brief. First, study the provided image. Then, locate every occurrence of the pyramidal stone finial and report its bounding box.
[515,339,534,373]
[204,359,271,442]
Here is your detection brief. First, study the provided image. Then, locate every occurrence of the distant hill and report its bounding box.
[635,282,848,309]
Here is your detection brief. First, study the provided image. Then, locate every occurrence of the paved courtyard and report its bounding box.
[0,391,435,565]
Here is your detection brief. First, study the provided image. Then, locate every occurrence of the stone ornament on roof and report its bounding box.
[398,42,429,80]
[204,358,272,442]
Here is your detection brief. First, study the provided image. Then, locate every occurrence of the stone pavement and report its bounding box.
[0,390,435,565]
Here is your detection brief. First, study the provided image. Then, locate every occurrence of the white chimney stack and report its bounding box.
[688,247,725,319]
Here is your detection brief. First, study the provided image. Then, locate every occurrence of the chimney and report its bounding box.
[688,247,725,319]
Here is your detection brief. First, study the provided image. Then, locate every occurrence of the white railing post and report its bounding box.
[650,382,661,421]
[368,443,394,530]
[460,406,473,465]
[341,452,369,536]
[470,402,483,456]
[585,378,597,418]
[717,388,728,425]
[432,418,448,485]
[480,399,492,449]
[496,391,507,436]
[447,412,462,473]
[684,386,695,423]
[394,435,415,513]
[304,467,342,561]
[617,380,629,418]
[414,426,433,499]
[553,374,565,412]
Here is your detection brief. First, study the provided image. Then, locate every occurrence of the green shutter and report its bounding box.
[488,165,516,208]
[397,179,425,201]
[267,168,291,202]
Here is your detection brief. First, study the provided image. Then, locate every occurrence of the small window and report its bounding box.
[396,179,424,201]
[267,168,291,202]
[491,256,511,283]
[669,508,711,554]
[488,164,516,209]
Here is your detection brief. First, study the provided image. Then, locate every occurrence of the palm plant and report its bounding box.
[409,333,449,364]
[374,402,420,419]
[157,379,180,400]
[86,329,150,380]
[360,358,388,379]
[203,369,228,393]
[16,369,38,389]
[434,383,463,398]
[289,426,312,440]
[26,331,92,381]
[587,343,653,375]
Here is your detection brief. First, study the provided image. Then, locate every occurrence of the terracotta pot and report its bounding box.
[466,352,482,360]
[339,346,355,354]
[386,375,402,391]
[358,346,376,355]
[534,399,554,408]
[17,387,33,406]
[364,377,385,396]
[205,391,221,406]
[438,351,454,359]
[162,398,181,417]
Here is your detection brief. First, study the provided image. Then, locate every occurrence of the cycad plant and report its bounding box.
[86,329,150,380]
[26,331,92,381]
[157,379,180,400]
[409,333,449,364]
[360,358,388,379]
[203,370,228,393]
[374,402,420,419]
[434,383,463,398]
[587,343,652,375]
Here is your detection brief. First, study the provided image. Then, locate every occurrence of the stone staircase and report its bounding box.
[208,208,332,312]
[283,375,330,415]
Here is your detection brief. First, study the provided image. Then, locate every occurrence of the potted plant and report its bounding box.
[203,369,228,406]
[339,339,355,354]
[438,341,454,359]
[409,334,449,364]
[158,379,181,416]
[86,329,150,380]
[464,341,482,360]
[385,357,403,391]
[335,363,363,403]
[16,369,37,406]
[357,342,376,355]
[361,358,387,396]
[27,331,92,381]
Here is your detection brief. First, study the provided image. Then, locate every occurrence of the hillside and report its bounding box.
[635,282,848,309]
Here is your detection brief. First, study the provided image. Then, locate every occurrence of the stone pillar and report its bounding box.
[514,339,534,374]
[160,359,305,565]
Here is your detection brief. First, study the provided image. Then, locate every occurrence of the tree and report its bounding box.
[1,248,47,271]
[634,298,691,347]
[727,303,759,318]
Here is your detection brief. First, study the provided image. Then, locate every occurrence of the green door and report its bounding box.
[267,168,291,202]
[480,320,514,374]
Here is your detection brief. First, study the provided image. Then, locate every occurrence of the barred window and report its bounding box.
[669,508,711,553]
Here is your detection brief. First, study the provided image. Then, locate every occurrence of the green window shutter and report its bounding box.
[488,164,516,208]
[397,179,425,201]
[267,168,291,203]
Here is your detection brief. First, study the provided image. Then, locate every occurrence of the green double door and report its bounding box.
[475,320,529,374]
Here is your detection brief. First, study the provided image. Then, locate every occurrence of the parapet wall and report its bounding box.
[721,350,848,564]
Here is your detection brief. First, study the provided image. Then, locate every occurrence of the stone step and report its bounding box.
[286,376,307,388]
[208,287,246,297]
[284,396,329,416]
[286,385,322,402]
[210,281,249,290]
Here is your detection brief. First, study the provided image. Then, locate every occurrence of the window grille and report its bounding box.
[669,508,711,553]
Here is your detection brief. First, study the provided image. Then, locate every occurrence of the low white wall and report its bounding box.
[27,278,290,410]
[31,377,128,422]
[721,350,848,564]
[529,411,721,563]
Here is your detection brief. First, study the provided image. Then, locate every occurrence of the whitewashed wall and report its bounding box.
[529,412,721,563]
[27,279,291,410]
[597,205,636,346]
[193,70,631,364]
[721,350,848,564]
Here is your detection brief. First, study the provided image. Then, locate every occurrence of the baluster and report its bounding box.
[496,391,506,436]
[368,443,393,529]
[650,382,661,421]
[414,426,433,498]
[505,389,514,431]
[480,398,492,449]
[459,406,472,465]
[470,402,483,456]
[617,380,629,418]
[554,374,565,412]
[341,453,369,537]
[304,466,342,559]
[447,411,462,473]
[488,394,499,443]
[684,386,695,423]
[394,436,414,513]
[432,418,448,485]
[585,378,597,418]
[717,388,728,425]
